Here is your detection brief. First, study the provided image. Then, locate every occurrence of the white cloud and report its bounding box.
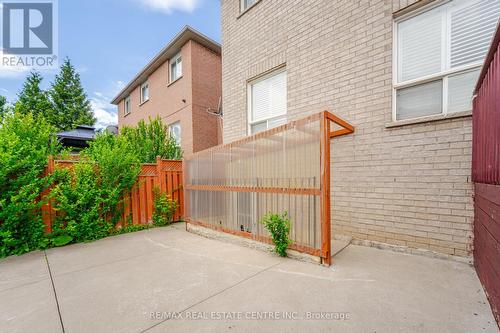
[115,80,125,89]
[137,0,201,13]
[90,92,118,129]
[0,63,31,79]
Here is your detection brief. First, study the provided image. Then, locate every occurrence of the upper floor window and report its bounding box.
[124,96,131,116]
[140,83,149,103]
[170,53,182,83]
[248,68,287,134]
[394,0,500,121]
[241,0,257,12]
[169,121,181,144]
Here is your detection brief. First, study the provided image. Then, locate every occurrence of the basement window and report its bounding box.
[393,0,500,121]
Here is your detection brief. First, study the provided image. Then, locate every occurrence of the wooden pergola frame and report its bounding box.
[320,111,355,265]
[183,111,354,266]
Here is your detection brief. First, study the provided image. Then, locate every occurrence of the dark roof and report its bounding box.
[110,26,221,105]
[57,125,96,141]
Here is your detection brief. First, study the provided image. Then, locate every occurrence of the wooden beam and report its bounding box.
[320,112,332,266]
[182,157,189,228]
[187,220,322,257]
[185,184,320,196]
[329,128,354,138]
[324,112,355,132]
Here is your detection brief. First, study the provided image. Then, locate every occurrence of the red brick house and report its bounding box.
[111,26,222,155]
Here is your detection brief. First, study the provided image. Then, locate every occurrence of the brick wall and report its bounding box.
[117,40,222,155]
[191,41,223,152]
[221,0,474,257]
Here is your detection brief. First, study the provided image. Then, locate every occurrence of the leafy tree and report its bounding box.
[0,112,60,257]
[120,116,183,163]
[0,96,6,112]
[0,96,11,120]
[14,71,53,118]
[49,58,95,131]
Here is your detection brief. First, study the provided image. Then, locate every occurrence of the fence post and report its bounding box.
[41,155,55,233]
[183,157,188,228]
[156,156,166,193]
[320,112,332,266]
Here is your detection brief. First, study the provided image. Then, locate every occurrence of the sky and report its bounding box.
[0,0,221,128]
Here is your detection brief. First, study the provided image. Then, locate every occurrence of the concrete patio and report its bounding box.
[0,224,497,333]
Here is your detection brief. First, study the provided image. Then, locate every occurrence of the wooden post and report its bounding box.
[320,112,332,266]
[156,156,162,192]
[182,157,189,229]
[41,155,55,233]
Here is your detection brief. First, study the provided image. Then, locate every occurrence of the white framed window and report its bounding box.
[124,96,131,116]
[241,0,257,12]
[169,121,181,144]
[393,0,500,121]
[170,53,182,83]
[248,68,287,134]
[140,83,149,104]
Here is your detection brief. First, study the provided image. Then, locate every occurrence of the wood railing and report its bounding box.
[41,156,183,233]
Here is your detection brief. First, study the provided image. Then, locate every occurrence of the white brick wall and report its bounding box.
[221,0,474,257]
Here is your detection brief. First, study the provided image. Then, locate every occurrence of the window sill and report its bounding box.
[139,99,149,106]
[386,110,472,128]
[237,0,262,19]
[124,112,131,117]
[168,75,183,87]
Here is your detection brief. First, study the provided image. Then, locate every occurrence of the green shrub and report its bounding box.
[120,116,182,163]
[260,212,292,257]
[111,224,150,236]
[51,133,140,242]
[0,114,180,257]
[152,187,177,226]
[0,112,60,257]
[51,235,73,247]
[51,161,111,242]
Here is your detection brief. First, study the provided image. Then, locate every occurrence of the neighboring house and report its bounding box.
[105,125,118,135]
[57,125,96,150]
[221,0,500,258]
[111,26,222,155]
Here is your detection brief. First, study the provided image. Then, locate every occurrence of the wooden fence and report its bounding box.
[472,22,500,325]
[41,156,183,233]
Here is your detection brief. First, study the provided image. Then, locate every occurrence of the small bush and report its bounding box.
[260,212,292,257]
[152,187,177,226]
